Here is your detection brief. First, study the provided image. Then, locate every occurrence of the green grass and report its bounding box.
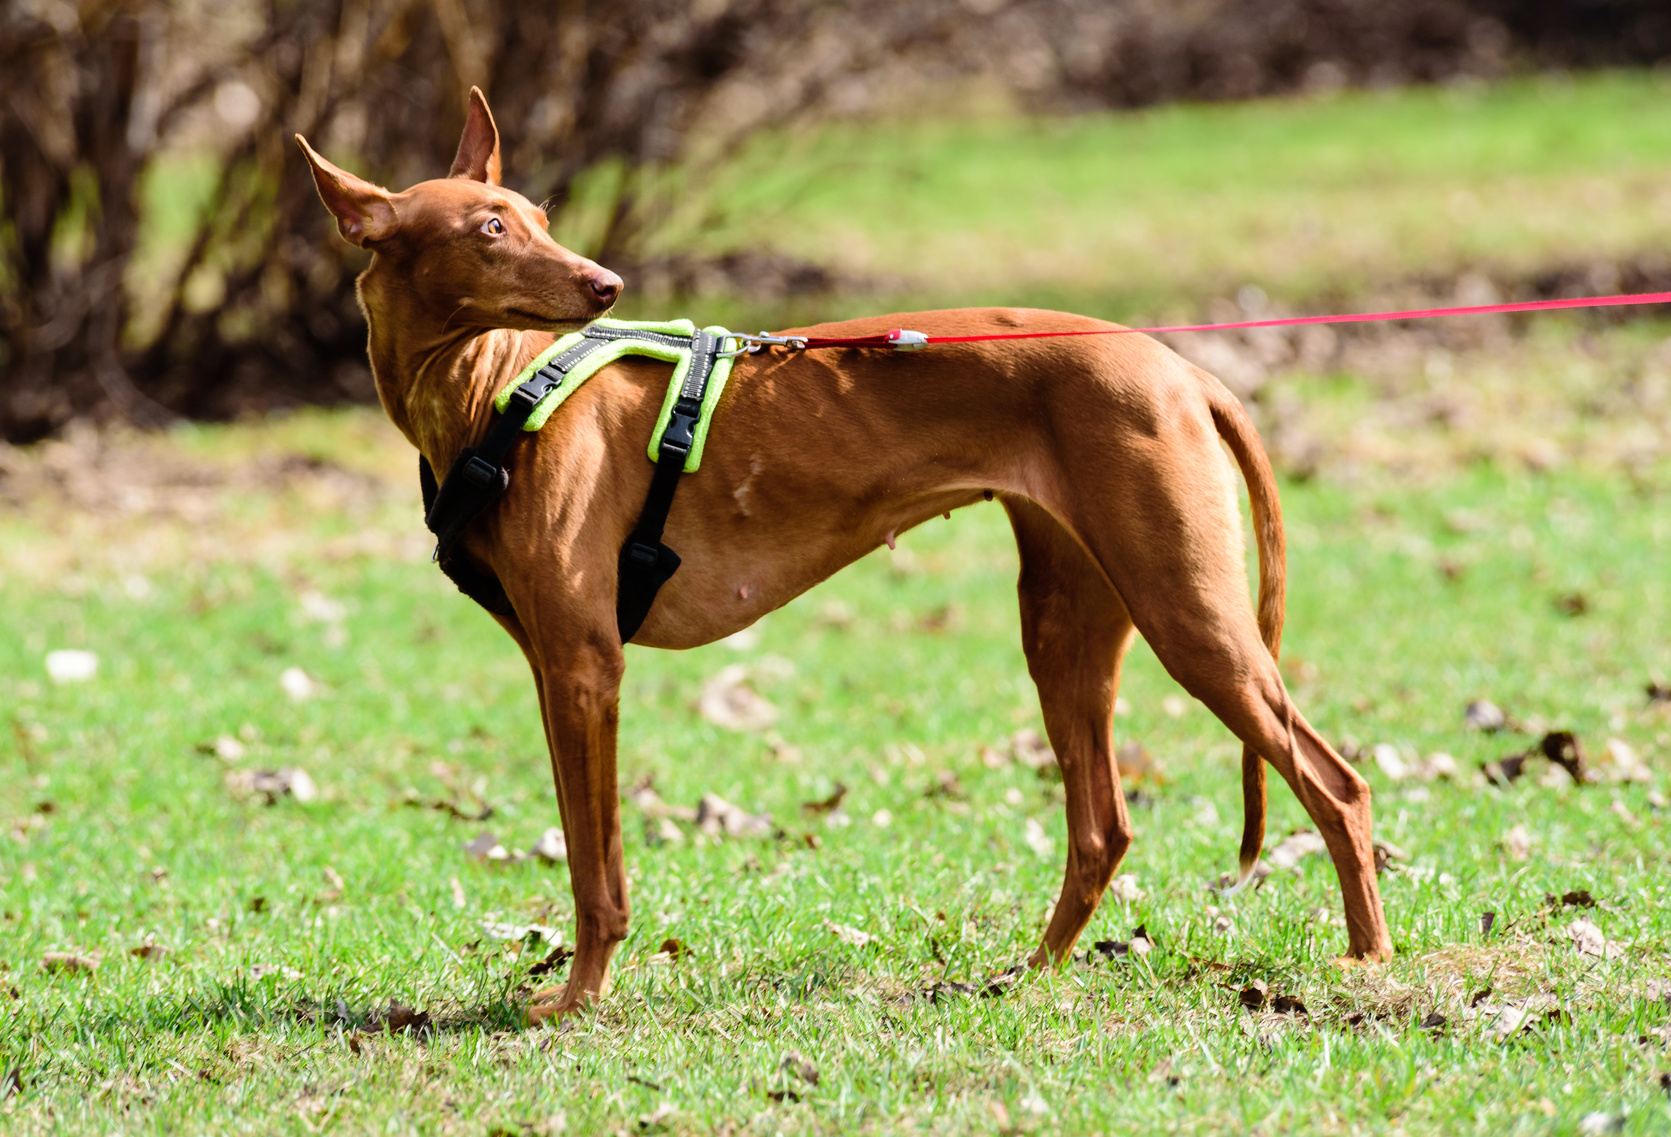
[644,70,1671,325]
[2,412,1670,1134]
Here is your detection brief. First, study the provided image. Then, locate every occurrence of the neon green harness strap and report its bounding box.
[492,317,734,473]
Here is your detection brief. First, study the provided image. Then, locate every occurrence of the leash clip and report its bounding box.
[885,328,929,350]
[718,332,808,357]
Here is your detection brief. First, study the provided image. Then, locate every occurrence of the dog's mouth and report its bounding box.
[506,308,594,331]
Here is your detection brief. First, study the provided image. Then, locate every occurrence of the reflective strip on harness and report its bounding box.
[493,317,735,473]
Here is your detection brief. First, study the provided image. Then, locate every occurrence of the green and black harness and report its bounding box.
[418,318,736,641]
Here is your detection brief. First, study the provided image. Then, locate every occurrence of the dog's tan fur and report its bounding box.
[298,90,1391,1023]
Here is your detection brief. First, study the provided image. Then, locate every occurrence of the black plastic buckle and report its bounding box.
[460,455,501,487]
[659,397,702,458]
[505,383,543,413]
[623,541,661,569]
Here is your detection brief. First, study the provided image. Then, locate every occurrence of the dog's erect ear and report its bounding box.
[295,135,397,248]
[448,86,502,184]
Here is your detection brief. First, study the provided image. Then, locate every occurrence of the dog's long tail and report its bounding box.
[1198,369,1286,892]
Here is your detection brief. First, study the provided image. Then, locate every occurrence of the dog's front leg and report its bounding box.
[517,634,629,1024]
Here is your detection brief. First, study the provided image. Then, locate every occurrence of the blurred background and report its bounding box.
[4,0,1671,452]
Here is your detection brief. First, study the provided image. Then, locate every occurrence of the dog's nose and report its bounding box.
[589,271,623,306]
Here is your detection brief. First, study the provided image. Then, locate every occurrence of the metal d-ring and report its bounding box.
[716,332,809,357]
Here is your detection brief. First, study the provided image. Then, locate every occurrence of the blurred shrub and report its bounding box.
[1,0,1667,442]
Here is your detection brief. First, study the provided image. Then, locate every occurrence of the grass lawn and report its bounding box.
[10,66,1671,1136]
[1,411,1669,1134]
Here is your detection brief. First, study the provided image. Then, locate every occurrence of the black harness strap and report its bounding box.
[420,330,612,616]
[615,328,721,641]
[418,325,722,642]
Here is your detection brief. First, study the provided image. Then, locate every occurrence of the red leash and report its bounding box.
[736,289,1671,353]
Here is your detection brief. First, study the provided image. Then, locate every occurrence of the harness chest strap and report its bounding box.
[418,319,731,640]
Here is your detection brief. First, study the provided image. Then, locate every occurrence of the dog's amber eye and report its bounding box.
[481,217,505,236]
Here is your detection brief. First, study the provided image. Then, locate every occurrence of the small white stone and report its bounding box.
[280,667,317,701]
[45,650,98,683]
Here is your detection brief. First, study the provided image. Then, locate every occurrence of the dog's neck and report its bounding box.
[358,265,553,466]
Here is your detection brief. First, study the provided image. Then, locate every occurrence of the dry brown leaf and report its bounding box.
[826,922,874,947]
[800,784,847,815]
[781,1051,820,1085]
[698,664,778,732]
[1115,741,1154,783]
[1502,824,1532,861]
[694,793,773,838]
[1465,699,1508,732]
[1265,830,1327,872]
[41,952,99,974]
[464,831,509,862]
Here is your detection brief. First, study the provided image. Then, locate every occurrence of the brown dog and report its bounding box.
[298,89,1391,1022]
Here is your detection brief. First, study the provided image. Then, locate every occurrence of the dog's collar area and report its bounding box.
[421,319,729,639]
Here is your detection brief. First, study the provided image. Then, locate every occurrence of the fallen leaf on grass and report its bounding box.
[1479,911,1497,936]
[225,767,318,805]
[1648,682,1671,704]
[652,937,687,963]
[1372,841,1407,874]
[626,775,697,822]
[826,922,874,947]
[1598,738,1651,783]
[1577,1112,1625,1136]
[41,952,99,974]
[1553,592,1589,617]
[1465,699,1508,732]
[1485,994,1568,1039]
[1088,925,1154,964]
[781,1051,820,1085]
[1547,889,1596,910]
[195,735,246,762]
[482,920,560,944]
[1481,753,1530,786]
[647,816,685,845]
[1007,729,1056,773]
[1265,830,1327,872]
[695,793,774,838]
[527,946,572,977]
[1539,731,1588,782]
[1502,824,1532,861]
[923,770,964,800]
[369,1000,431,1036]
[1238,979,1269,1010]
[698,664,778,731]
[248,963,304,981]
[129,943,170,961]
[800,784,847,815]
[1418,1011,1448,1035]
[464,831,510,862]
[1270,993,1309,1016]
[916,602,963,633]
[1569,915,1622,959]
[1023,818,1053,858]
[531,827,567,863]
[1109,873,1145,902]
[1115,741,1154,784]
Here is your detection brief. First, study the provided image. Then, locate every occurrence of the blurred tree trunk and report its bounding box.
[0,4,166,441]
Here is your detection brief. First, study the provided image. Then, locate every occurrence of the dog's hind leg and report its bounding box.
[1006,498,1139,968]
[1049,395,1391,960]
